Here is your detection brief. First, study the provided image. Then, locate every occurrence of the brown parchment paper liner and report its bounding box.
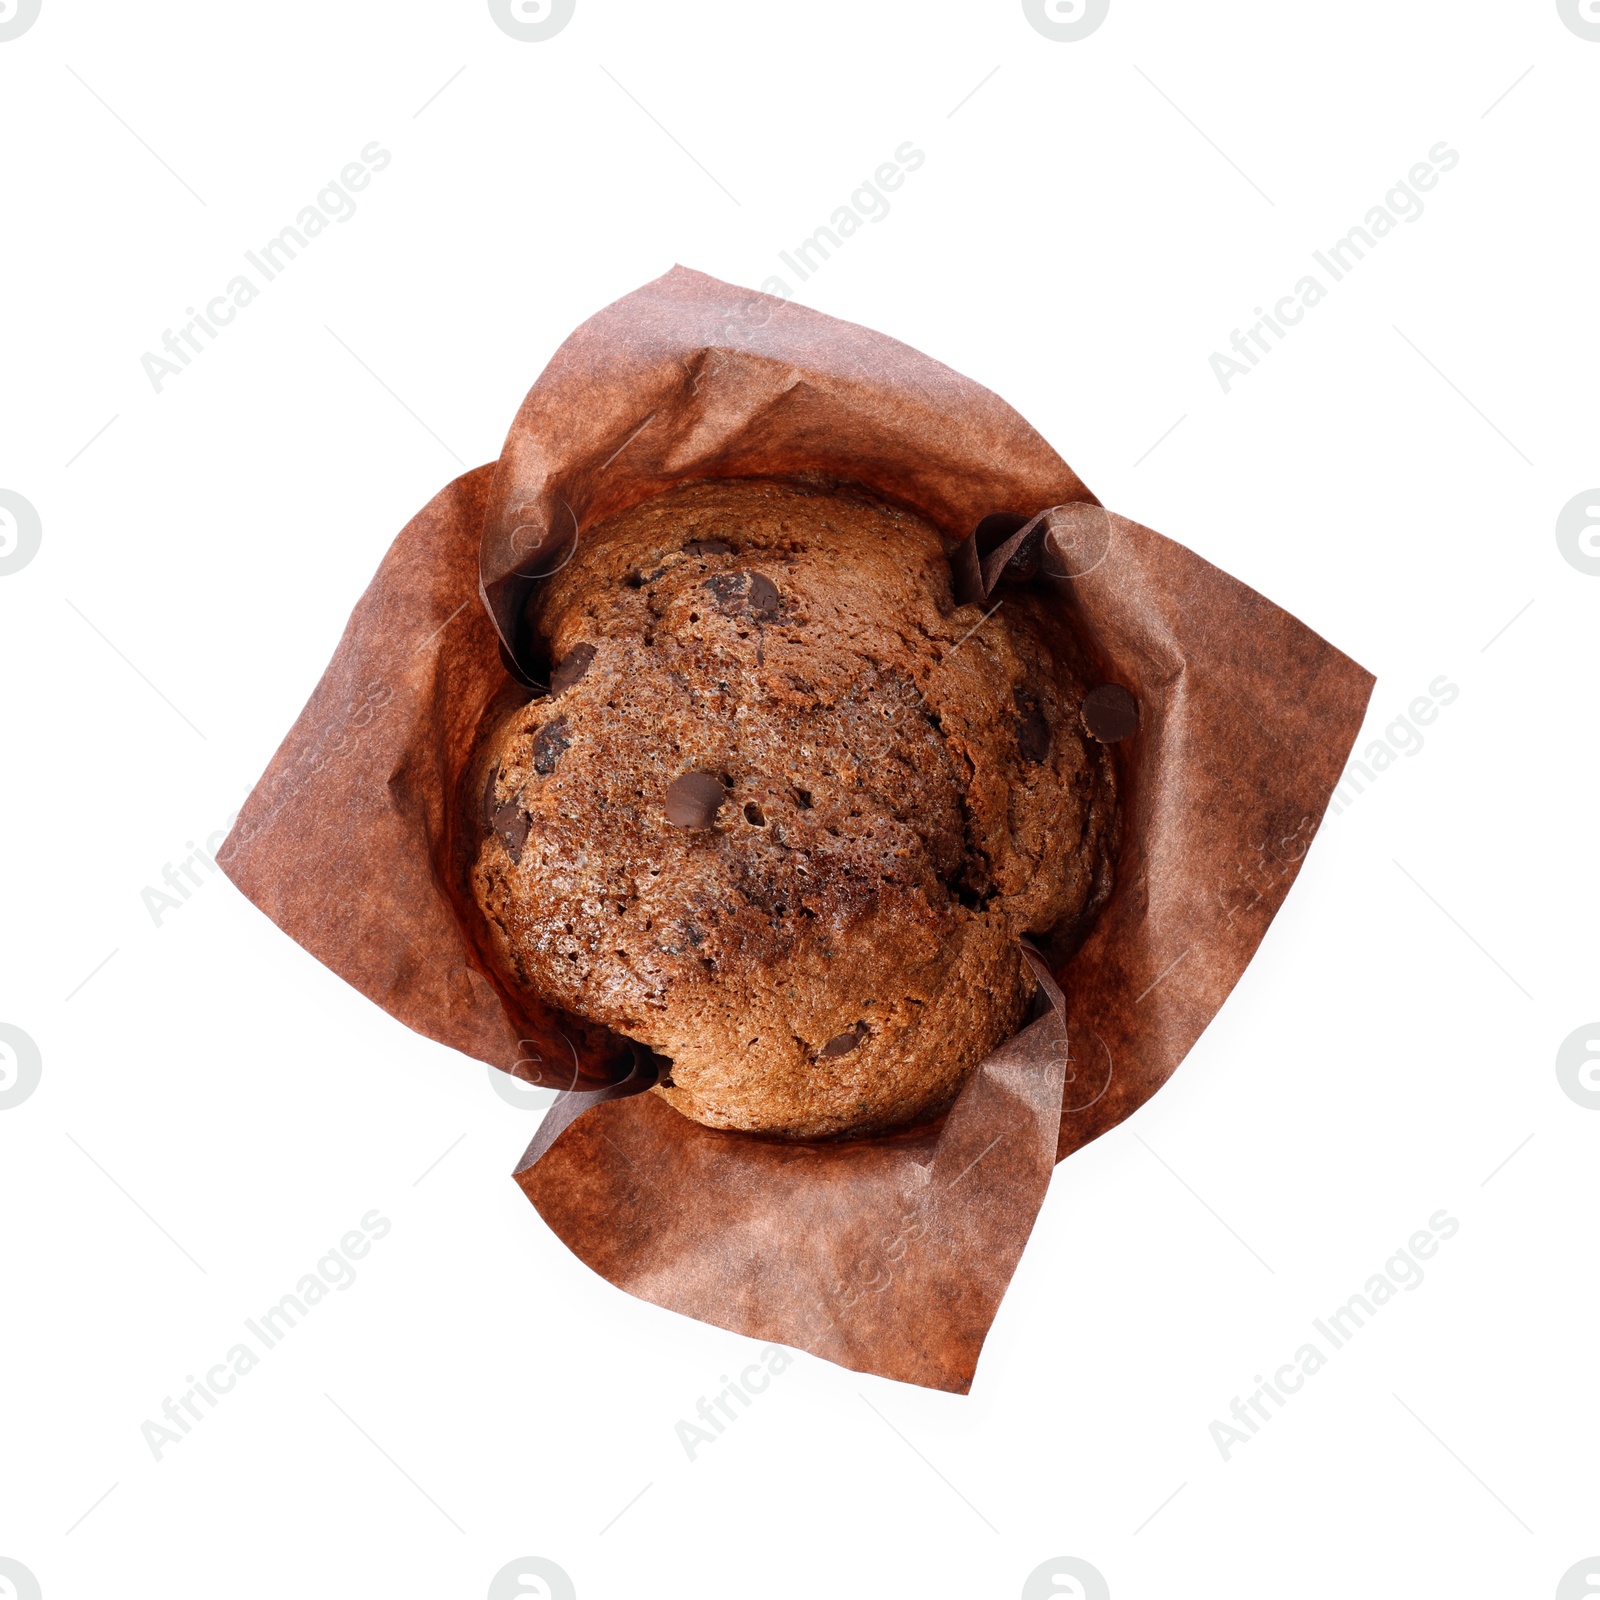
[219,266,1374,1393]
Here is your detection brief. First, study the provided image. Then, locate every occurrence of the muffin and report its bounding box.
[471,477,1116,1139]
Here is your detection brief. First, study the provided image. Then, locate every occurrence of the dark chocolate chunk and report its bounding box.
[819,1022,868,1059]
[705,570,781,619]
[665,770,727,828]
[492,799,530,863]
[1013,687,1051,764]
[746,573,781,617]
[549,643,595,697]
[532,715,570,774]
[1081,684,1139,743]
[684,538,736,556]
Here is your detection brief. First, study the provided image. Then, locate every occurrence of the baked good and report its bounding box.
[471,477,1116,1138]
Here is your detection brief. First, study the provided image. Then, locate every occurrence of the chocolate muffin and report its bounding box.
[472,478,1116,1139]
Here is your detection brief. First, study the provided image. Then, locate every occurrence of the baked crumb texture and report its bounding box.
[472,478,1115,1139]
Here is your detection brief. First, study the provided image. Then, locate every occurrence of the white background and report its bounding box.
[2,2,1597,1597]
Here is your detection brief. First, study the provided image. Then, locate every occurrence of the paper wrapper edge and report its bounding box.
[218,267,1375,1391]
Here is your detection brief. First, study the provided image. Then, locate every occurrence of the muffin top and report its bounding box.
[472,477,1115,1138]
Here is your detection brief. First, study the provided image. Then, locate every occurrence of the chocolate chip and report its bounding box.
[705,570,781,619]
[532,715,570,774]
[492,799,530,863]
[481,764,501,830]
[1014,687,1051,764]
[549,644,595,697]
[1081,684,1139,743]
[746,573,780,617]
[819,1022,868,1059]
[665,770,726,828]
[684,538,735,556]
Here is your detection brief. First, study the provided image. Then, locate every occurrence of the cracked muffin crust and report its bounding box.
[471,477,1116,1139]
